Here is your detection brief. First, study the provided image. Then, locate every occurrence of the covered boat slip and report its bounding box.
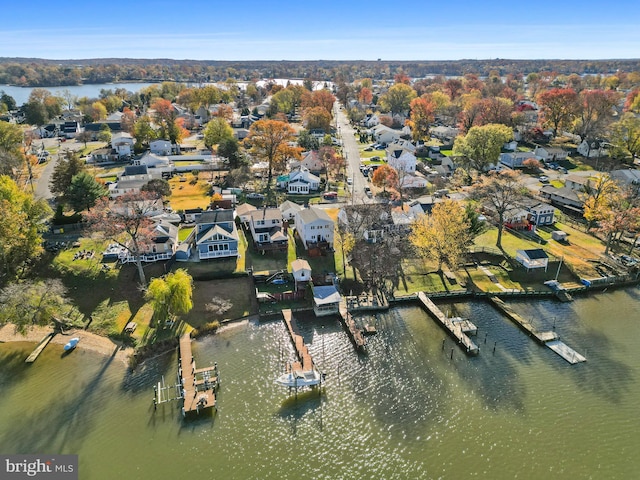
[179,334,219,414]
[278,309,321,387]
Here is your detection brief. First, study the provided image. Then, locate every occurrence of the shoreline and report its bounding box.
[0,324,133,365]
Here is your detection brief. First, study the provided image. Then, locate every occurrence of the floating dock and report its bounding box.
[281,309,316,375]
[25,333,55,363]
[487,296,586,364]
[338,302,366,352]
[417,292,479,355]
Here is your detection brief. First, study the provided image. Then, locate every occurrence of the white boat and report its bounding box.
[63,337,80,351]
[275,367,322,388]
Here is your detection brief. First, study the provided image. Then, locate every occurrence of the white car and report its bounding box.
[346,177,353,185]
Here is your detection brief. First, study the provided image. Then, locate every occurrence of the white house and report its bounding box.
[534,146,569,163]
[118,220,179,264]
[388,138,416,153]
[279,200,303,222]
[500,151,536,169]
[286,167,320,194]
[235,203,257,227]
[298,150,325,173]
[291,258,312,291]
[577,139,608,158]
[363,114,379,128]
[108,165,154,198]
[111,132,134,159]
[248,208,288,252]
[295,207,334,250]
[134,152,173,171]
[387,148,417,173]
[370,124,401,145]
[431,125,459,142]
[565,174,593,191]
[399,174,428,189]
[150,139,172,156]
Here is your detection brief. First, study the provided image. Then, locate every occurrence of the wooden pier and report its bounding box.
[153,334,219,416]
[417,292,479,355]
[487,296,586,364]
[281,309,316,374]
[338,301,367,352]
[25,333,55,363]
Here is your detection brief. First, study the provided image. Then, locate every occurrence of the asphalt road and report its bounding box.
[34,138,84,201]
[334,103,376,205]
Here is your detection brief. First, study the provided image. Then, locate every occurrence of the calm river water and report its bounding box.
[0,83,157,107]
[1,287,639,479]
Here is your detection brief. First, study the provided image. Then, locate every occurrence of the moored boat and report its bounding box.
[275,367,322,388]
[63,337,80,351]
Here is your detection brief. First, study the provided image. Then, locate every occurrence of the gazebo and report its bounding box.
[515,249,549,272]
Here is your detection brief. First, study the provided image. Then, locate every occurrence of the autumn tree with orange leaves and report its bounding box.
[245,120,301,191]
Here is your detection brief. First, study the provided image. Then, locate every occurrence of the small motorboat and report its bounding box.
[63,337,80,351]
[275,367,322,388]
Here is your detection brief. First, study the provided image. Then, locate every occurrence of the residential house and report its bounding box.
[295,207,334,250]
[515,249,549,272]
[111,132,134,159]
[370,124,401,145]
[283,167,320,194]
[388,138,416,153]
[248,208,288,252]
[62,121,81,139]
[134,152,173,174]
[387,147,417,173]
[610,169,640,188]
[430,125,459,143]
[279,200,303,222]
[119,220,179,263]
[399,174,428,189]
[577,139,608,158]
[83,120,122,141]
[235,203,257,227]
[565,174,592,191]
[107,165,154,199]
[312,285,341,317]
[363,114,379,128]
[182,207,204,223]
[527,203,555,227]
[87,147,116,164]
[299,150,325,174]
[338,204,394,243]
[539,185,583,211]
[534,146,569,163]
[409,195,442,216]
[503,202,555,231]
[499,151,536,169]
[150,139,172,156]
[193,209,239,260]
[503,140,518,151]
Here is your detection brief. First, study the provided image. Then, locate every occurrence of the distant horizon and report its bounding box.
[3,0,640,62]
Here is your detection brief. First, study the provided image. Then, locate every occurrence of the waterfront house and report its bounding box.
[119,220,179,264]
[516,249,549,272]
[295,207,334,251]
[312,284,341,317]
[194,209,239,260]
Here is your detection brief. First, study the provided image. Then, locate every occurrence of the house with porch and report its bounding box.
[193,209,239,260]
[119,220,179,264]
[280,167,321,194]
[248,208,288,253]
[295,207,334,250]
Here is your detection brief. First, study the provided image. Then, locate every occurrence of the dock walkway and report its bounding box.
[281,309,315,373]
[487,297,586,364]
[417,292,479,355]
[25,333,55,363]
[338,302,366,351]
[178,334,219,415]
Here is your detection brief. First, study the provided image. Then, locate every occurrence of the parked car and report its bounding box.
[558,166,568,174]
[246,192,265,200]
[364,186,372,197]
[539,175,549,183]
[346,177,353,185]
[364,147,373,152]
[371,156,380,161]
[375,144,386,150]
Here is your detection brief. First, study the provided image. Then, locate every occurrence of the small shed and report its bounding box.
[291,259,311,291]
[552,231,568,242]
[312,285,341,317]
[516,249,549,272]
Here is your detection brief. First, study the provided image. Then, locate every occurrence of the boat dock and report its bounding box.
[25,333,55,363]
[338,302,367,352]
[417,292,479,355]
[487,297,586,364]
[281,309,315,374]
[153,334,221,416]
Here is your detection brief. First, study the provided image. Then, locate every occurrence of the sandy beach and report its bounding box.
[0,324,133,365]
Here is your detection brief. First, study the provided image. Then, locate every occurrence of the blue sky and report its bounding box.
[2,0,639,60]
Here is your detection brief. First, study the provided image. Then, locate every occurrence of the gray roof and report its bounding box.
[297,207,333,225]
[197,209,234,224]
[123,165,149,176]
[519,249,549,259]
[313,285,341,305]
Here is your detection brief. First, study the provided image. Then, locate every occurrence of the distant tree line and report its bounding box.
[1,58,640,87]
